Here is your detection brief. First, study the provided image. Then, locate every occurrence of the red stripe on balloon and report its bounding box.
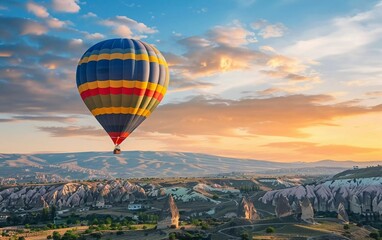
[108,132,130,145]
[80,87,164,101]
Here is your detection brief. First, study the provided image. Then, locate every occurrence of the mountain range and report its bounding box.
[0,151,380,182]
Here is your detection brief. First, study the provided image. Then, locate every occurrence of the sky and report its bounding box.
[0,0,381,162]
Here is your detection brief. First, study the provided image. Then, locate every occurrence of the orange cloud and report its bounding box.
[262,141,380,157]
[139,94,382,138]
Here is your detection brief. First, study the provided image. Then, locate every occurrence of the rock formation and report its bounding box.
[275,195,292,218]
[261,177,382,215]
[237,196,260,220]
[157,195,179,229]
[337,202,349,223]
[300,197,314,224]
[0,180,146,210]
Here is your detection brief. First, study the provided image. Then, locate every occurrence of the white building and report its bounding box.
[128,204,142,210]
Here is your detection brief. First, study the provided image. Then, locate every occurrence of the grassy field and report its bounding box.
[216,219,374,240]
[250,221,373,240]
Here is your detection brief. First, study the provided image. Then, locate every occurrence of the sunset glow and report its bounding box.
[0,0,381,162]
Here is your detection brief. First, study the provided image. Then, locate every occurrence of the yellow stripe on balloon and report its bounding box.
[78,53,167,66]
[77,80,165,94]
[91,107,151,117]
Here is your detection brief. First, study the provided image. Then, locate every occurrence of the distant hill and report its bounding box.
[332,165,382,179]
[0,152,380,182]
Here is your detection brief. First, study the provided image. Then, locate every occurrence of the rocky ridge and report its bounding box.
[0,180,146,211]
[261,177,382,215]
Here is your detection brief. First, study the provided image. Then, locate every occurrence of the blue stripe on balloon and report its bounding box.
[77,59,158,82]
[95,114,146,133]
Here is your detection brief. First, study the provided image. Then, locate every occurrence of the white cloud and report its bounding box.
[251,20,287,39]
[70,38,83,46]
[260,45,277,53]
[86,32,105,40]
[83,12,97,18]
[208,24,257,47]
[259,24,286,38]
[52,0,80,13]
[46,17,66,28]
[27,2,49,18]
[100,15,157,39]
[285,2,382,60]
[26,1,67,29]
[22,21,48,35]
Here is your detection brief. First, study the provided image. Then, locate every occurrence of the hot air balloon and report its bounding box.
[76,38,169,154]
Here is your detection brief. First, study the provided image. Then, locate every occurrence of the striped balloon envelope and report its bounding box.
[76,38,169,153]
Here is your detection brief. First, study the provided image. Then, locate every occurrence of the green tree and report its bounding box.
[266,226,275,233]
[52,231,61,240]
[90,232,102,239]
[61,230,79,240]
[91,218,99,225]
[241,232,251,240]
[369,232,380,240]
[343,224,350,230]
[42,207,50,221]
[50,205,57,220]
[169,232,176,240]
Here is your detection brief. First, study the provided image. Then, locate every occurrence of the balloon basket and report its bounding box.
[113,145,121,154]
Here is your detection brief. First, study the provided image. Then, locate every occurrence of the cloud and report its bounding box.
[85,32,105,40]
[83,12,97,18]
[27,2,49,18]
[52,0,80,13]
[260,45,276,53]
[207,24,257,47]
[28,34,89,55]
[46,17,67,28]
[259,24,286,38]
[1,115,78,123]
[178,36,212,49]
[0,118,13,123]
[168,22,317,85]
[0,16,48,39]
[174,33,268,78]
[25,2,68,29]
[100,16,157,39]
[0,33,90,116]
[169,76,214,92]
[366,91,382,97]
[261,55,320,82]
[38,126,104,137]
[182,45,267,77]
[196,8,208,14]
[262,141,380,156]
[251,19,287,39]
[285,2,382,60]
[140,94,382,138]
